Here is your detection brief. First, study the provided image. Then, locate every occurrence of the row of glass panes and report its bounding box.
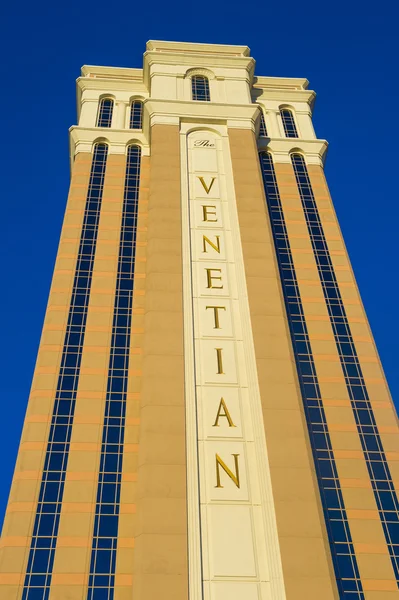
[258,108,298,138]
[22,144,109,600]
[291,153,399,584]
[97,99,143,129]
[88,145,142,599]
[259,151,364,598]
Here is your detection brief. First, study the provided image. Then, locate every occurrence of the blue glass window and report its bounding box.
[22,143,108,600]
[192,75,210,101]
[291,152,399,588]
[259,110,267,137]
[97,98,114,128]
[280,108,298,138]
[259,151,364,599]
[87,145,141,600]
[130,100,143,129]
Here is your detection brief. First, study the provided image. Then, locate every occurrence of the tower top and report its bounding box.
[146,39,251,57]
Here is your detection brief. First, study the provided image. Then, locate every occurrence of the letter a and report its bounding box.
[213,398,236,427]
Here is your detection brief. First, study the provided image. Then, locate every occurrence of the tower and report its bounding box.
[1,40,398,600]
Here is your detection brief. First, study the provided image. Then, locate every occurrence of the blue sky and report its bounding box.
[1,0,397,526]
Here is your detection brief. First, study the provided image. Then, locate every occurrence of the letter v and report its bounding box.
[198,176,216,195]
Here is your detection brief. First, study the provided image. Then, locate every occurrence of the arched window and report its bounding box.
[97,98,114,128]
[192,75,210,101]
[259,111,268,137]
[280,108,298,138]
[130,100,143,129]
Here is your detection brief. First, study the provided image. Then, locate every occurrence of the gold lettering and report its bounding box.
[216,348,224,374]
[205,305,226,329]
[202,205,217,222]
[202,235,221,254]
[206,268,223,289]
[213,398,236,427]
[215,454,240,488]
[198,176,216,195]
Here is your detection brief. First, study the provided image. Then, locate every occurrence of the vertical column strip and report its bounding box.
[291,153,399,585]
[259,151,364,599]
[132,123,187,600]
[22,143,109,600]
[87,146,141,600]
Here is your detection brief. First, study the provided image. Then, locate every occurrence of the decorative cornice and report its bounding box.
[143,51,255,89]
[253,88,316,107]
[81,65,143,79]
[146,39,251,57]
[76,77,148,94]
[69,126,150,169]
[257,137,328,166]
[145,98,259,132]
[253,75,309,90]
[184,67,216,80]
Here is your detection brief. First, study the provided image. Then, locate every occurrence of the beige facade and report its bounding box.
[1,40,398,600]
[229,129,337,599]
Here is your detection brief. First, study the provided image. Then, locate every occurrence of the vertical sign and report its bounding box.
[183,130,285,600]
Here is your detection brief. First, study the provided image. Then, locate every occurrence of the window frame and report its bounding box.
[97,97,114,128]
[191,75,211,102]
[259,109,268,137]
[280,107,298,138]
[129,99,143,130]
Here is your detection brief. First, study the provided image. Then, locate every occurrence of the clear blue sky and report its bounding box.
[1,0,397,526]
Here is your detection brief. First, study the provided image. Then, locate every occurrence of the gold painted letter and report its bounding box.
[215,454,240,488]
[205,305,225,329]
[203,235,221,254]
[216,348,224,374]
[202,205,217,222]
[213,398,236,427]
[198,176,216,195]
[206,268,223,289]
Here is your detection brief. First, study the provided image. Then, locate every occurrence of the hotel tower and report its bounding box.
[1,40,399,600]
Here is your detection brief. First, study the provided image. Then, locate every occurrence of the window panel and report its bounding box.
[259,110,267,137]
[192,75,210,101]
[97,99,114,128]
[280,108,298,138]
[259,151,364,599]
[22,144,108,600]
[291,152,399,587]
[129,100,143,129]
[88,145,141,600]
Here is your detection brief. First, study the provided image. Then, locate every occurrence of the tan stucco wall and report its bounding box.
[132,125,188,600]
[228,128,339,600]
[0,152,95,599]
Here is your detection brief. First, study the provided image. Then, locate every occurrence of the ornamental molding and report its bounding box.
[77,77,148,94]
[145,98,258,129]
[69,126,150,170]
[184,67,216,80]
[252,88,315,107]
[258,138,328,166]
[143,52,255,88]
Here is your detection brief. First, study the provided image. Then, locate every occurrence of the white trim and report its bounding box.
[69,127,150,160]
[181,124,286,599]
[180,129,204,600]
